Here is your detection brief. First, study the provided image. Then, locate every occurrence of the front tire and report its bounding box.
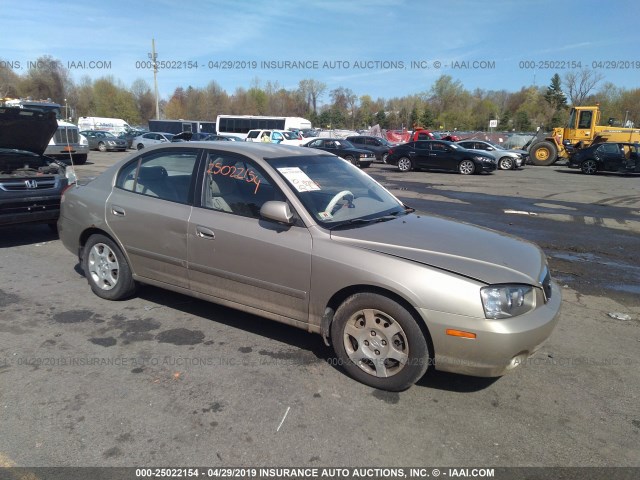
[136,143,144,150]
[458,159,476,175]
[344,155,357,166]
[330,293,430,391]
[581,159,598,175]
[382,152,389,164]
[82,234,137,300]
[397,157,413,172]
[498,157,514,170]
[530,141,558,166]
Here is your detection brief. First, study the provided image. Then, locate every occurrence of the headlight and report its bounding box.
[480,285,536,319]
[474,155,492,162]
[107,141,116,145]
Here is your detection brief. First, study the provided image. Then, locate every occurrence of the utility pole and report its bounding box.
[149,39,160,120]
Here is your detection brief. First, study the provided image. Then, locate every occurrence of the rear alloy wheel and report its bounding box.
[397,157,413,172]
[98,142,107,152]
[581,159,598,175]
[498,157,514,170]
[458,159,476,175]
[382,152,389,164]
[330,293,430,391]
[83,234,136,300]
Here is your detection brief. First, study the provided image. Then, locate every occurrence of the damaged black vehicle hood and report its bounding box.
[0,107,58,155]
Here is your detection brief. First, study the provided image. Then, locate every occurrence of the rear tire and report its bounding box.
[530,141,558,166]
[82,234,137,300]
[382,152,389,164]
[330,293,430,391]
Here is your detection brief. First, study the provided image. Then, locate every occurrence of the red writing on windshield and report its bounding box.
[207,162,261,194]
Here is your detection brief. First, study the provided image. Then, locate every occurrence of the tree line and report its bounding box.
[1,55,638,131]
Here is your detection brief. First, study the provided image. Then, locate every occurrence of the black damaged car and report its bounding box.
[302,138,375,168]
[567,142,640,175]
[0,107,76,228]
[387,140,497,175]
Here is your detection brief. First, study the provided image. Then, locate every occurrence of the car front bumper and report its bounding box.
[44,145,89,158]
[420,281,562,377]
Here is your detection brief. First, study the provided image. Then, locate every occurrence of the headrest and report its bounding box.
[138,166,167,181]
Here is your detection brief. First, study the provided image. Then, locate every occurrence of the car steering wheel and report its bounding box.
[325,190,354,214]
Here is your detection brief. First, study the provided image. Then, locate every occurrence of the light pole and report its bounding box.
[149,39,160,120]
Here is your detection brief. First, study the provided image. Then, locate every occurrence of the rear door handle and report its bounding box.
[111,206,126,216]
[195,226,215,239]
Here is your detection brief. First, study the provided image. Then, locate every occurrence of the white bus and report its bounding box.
[216,115,312,139]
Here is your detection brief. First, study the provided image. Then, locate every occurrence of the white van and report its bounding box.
[77,117,132,135]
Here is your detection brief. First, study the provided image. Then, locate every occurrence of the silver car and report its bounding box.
[58,143,561,391]
[132,132,175,150]
[457,140,526,170]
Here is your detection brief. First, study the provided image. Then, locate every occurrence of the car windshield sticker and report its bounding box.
[277,167,321,192]
[318,211,333,220]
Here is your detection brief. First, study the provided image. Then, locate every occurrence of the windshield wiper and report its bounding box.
[327,211,406,230]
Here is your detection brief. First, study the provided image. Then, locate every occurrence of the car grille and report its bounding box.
[0,178,58,191]
[540,267,552,301]
[53,127,79,145]
[1,197,61,215]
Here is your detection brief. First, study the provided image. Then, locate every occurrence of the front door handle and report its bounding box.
[111,206,126,216]
[195,226,215,239]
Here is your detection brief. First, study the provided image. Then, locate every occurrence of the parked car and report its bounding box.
[245,129,303,145]
[388,140,497,174]
[302,138,374,168]
[132,132,175,150]
[567,142,640,174]
[79,130,128,152]
[300,128,319,138]
[117,129,147,149]
[58,142,560,391]
[457,140,526,170]
[0,107,76,228]
[346,135,396,163]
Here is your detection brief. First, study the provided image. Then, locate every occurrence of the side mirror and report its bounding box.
[260,201,293,224]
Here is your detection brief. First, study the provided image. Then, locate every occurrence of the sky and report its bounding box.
[2,0,640,105]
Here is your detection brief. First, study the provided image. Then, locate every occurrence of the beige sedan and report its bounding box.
[58,142,561,391]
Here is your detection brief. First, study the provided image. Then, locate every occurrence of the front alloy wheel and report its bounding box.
[98,142,107,152]
[459,159,476,175]
[498,157,514,170]
[331,293,430,391]
[581,159,598,175]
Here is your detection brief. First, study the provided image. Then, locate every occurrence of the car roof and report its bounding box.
[132,140,333,162]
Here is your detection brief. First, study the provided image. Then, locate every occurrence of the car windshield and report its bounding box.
[269,154,406,227]
[282,131,298,140]
[103,132,117,139]
[163,134,175,140]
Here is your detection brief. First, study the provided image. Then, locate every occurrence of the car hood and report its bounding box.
[0,107,58,155]
[330,213,546,285]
